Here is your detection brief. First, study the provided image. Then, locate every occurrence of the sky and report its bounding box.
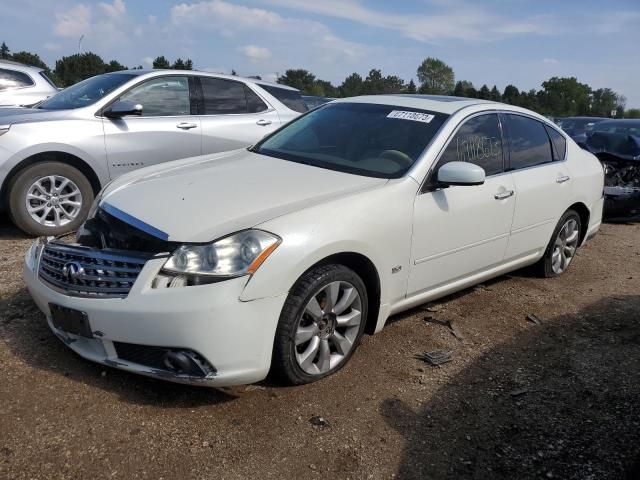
[2,0,639,107]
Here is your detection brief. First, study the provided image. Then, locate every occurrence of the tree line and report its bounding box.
[1,41,638,119]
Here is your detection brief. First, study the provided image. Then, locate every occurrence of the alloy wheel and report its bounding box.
[25,175,83,228]
[294,281,362,375]
[551,218,580,274]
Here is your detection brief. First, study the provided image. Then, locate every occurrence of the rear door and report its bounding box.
[502,113,573,260]
[102,75,202,178]
[197,77,280,153]
[408,113,516,295]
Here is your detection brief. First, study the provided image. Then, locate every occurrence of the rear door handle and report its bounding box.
[556,175,571,183]
[494,190,515,200]
[256,119,272,126]
[176,122,198,130]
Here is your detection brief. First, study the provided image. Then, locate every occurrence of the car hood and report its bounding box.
[100,149,387,243]
[0,107,72,125]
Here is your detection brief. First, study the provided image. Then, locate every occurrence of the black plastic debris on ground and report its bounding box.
[424,316,464,341]
[416,350,453,366]
[309,416,330,429]
[526,314,542,325]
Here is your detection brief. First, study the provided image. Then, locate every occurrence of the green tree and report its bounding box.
[416,57,454,95]
[10,51,48,70]
[0,42,9,59]
[152,56,171,69]
[502,84,520,105]
[625,108,640,119]
[311,79,338,97]
[362,69,385,94]
[277,69,316,93]
[54,52,107,87]
[489,85,501,101]
[406,79,417,94]
[453,80,474,98]
[104,60,127,72]
[478,84,490,100]
[231,69,237,75]
[184,59,193,70]
[339,73,363,97]
[590,88,623,117]
[538,77,591,116]
[382,75,405,94]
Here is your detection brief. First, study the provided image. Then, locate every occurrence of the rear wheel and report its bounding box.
[272,264,368,385]
[8,162,94,236]
[536,209,582,278]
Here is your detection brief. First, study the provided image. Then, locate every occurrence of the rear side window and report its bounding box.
[0,68,34,90]
[544,125,567,161]
[200,77,248,114]
[506,114,553,170]
[259,84,307,113]
[244,85,268,113]
[438,114,504,176]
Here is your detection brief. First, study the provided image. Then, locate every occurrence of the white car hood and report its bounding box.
[101,149,387,243]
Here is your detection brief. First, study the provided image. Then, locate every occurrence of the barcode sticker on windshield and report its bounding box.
[387,110,435,123]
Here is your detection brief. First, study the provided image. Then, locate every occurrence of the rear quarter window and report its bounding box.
[544,125,567,161]
[259,84,307,113]
[0,68,34,90]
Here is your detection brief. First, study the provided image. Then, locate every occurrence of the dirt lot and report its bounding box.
[0,217,639,480]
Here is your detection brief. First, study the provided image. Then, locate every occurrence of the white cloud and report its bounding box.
[239,45,271,61]
[543,58,559,64]
[263,0,554,41]
[99,0,126,19]
[54,4,92,38]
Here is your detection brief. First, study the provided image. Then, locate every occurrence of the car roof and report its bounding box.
[596,118,640,125]
[333,94,498,115]
[0,59,44,72]
[111,69,299,91]
[557,116,608,121]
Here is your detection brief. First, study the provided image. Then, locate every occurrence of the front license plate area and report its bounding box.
[49,304,93,338]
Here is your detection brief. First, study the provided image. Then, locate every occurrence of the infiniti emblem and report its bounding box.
[62,261,85,281]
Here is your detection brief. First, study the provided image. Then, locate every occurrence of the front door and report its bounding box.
[408,113,516,295]
[103,75,202,178]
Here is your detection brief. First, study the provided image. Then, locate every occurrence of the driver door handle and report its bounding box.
[556,175,571,184]
[176,122,198,130]
[256,119,272,126]
[494,190,515,200]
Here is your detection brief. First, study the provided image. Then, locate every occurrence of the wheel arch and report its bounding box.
[1,151,102,207]
[567,201,590,245]
[299,252,382,335]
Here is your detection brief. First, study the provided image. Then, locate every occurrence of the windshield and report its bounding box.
[39,73,136,110]
[254,102,449,178]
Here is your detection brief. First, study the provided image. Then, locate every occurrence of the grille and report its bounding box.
[38,241,152,298]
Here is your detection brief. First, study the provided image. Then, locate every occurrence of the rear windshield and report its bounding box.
[254,102,449,178]
[259,84,307,113]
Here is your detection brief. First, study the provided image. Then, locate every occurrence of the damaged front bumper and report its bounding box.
[23,239,287,387]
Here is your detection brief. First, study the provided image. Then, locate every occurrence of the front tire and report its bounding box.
[536,209,582,278]
[8,162,94,236]
[272,264,368,385]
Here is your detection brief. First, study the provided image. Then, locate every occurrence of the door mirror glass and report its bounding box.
[437,161,485,186]
[105,100,142,118]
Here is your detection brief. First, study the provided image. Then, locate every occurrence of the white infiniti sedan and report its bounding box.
[24,95,604,387]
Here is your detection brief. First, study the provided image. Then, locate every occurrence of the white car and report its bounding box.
[24,95,604,387]
[0,60,58,107]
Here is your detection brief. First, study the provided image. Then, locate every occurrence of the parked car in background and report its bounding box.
[302,95,334,110]
[585,119,640,219]
[0,60,58,107]
[556,116,608,147]
[24,95,604,387]
[0,70,305,235]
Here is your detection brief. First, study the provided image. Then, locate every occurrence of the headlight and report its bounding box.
[87,180,114,219]
[160,230,280,282]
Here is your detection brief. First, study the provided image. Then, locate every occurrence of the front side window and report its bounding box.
[39,73,135,110]
[438,114,504,176]
[120,76,190,117]
[0,68,34,90]
[506,114,553,170]
[255,102,449,178]
[544,125,567,161]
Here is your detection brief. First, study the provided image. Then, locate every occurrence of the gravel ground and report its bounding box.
[0,216,639,479]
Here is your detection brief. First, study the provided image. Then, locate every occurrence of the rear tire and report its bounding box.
[8,162,94,236]
[535,209,582,278]
[272,264,368,385]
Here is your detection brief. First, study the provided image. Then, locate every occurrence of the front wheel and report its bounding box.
[272,264,368,385]
[8,162,94,236]
[536,209,582,278]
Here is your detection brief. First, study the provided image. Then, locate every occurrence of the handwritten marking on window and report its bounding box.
[456,136,501,163]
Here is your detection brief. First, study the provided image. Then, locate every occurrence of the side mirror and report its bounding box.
[437,161,485,187]
[104,100,142,119]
